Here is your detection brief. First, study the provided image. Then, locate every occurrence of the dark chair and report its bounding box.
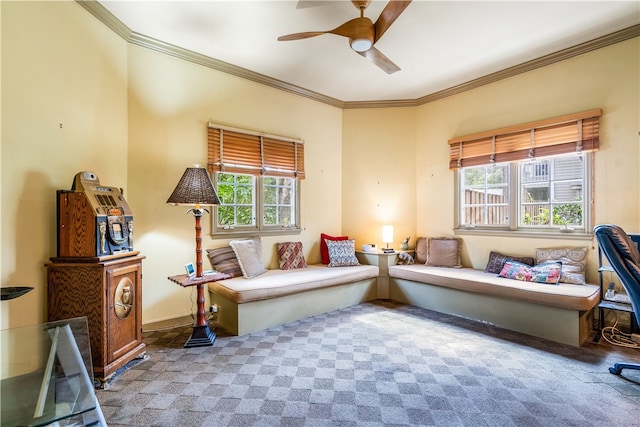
[593,224,640,375]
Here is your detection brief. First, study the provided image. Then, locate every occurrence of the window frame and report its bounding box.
[207,122,304,238]
[212,172,302,238]
[454,152,593,240]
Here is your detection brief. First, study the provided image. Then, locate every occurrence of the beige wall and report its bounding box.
[1,1,128,329]
[412,38,640,281]
[126,45,343,324]
[342,108,417,250]
[342,38,639,282]
[2,1,638,329]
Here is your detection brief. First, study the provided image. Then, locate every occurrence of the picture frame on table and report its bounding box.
[185,262,195,277]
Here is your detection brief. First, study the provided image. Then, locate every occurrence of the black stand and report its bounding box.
[184,321,216,348]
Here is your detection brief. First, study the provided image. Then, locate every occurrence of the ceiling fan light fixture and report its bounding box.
[350,37,373,52]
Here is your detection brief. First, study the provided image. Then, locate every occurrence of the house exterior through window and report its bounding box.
[450,109,600,237]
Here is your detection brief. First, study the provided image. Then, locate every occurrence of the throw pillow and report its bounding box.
[484,251,535,274]
[536,247,588,284]
[206,247,242,278]
[499,260,562,284]
[326,239,360,267]
[426,237,462,268]
[320,233,349,264]
[277,242,307,270]
[415,237,428,264]
[230,236,266,279]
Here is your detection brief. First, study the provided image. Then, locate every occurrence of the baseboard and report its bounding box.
[142,314,193,332]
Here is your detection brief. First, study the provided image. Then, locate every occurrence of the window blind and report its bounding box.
[208,123,305,179]
[448,109,601,170]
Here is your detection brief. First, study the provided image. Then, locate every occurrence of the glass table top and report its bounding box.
[1,317,98,427]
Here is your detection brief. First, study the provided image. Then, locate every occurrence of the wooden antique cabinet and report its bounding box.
[47,254,146,385]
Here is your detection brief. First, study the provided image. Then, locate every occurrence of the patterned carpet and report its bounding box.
[97,301,640,426]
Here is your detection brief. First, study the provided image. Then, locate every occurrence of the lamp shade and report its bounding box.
[167,166,220,206]
[382,225,394,244]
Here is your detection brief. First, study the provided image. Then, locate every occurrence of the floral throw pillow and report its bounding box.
[326,239,360,267]
[499,260,562,284]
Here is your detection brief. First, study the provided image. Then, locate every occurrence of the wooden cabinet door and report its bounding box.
[106,260,142,364]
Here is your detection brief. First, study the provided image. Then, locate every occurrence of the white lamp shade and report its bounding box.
[382,225,394,244]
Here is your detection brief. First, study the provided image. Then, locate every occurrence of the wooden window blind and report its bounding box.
[448,109,601,170]
[208,123,305,179]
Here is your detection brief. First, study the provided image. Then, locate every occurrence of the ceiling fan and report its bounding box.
[278,0,412,74]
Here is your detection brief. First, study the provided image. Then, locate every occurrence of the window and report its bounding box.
[458,153,590,232]
[207,123,304,237]
[450,109,600,236]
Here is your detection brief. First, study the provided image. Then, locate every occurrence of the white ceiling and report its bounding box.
[97,0,639,103]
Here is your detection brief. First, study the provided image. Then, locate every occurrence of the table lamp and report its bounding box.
[382,225,394,253]
[167,165,220,347]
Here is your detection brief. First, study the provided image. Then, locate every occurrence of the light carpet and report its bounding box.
[97,301,640,426]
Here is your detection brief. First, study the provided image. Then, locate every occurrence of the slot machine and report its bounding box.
[47,172,146,385]
[57,171,135,259]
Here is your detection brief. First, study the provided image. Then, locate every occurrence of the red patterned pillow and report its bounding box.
[277,242,307,270]
[320,233,348,264]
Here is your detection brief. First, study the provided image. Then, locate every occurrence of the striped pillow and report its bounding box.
[206,247,242,278]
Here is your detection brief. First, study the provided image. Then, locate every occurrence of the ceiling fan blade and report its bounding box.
[278,31,329,41]
[357,47,401,74]
[374,0,412,43]
[278,18,372,42]
[327,17,373,39]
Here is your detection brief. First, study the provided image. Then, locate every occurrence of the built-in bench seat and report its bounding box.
[388,265,601,346]
[208,264,379,335]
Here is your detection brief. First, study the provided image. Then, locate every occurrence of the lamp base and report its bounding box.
[184,324,216,348]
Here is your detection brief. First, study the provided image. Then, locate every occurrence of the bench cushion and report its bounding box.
[389,265,599,311]
[208,264,379,304]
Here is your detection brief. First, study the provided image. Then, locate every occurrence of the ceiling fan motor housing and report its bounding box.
[349,17,375,52]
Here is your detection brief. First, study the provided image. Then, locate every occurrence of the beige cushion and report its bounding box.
[426,237,462,268]
[208,264,379,304]
[415,237,428,264]
[389,265,600,311]
[230,236,266,279]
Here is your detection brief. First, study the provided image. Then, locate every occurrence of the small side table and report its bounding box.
[168,272,230,347]
[356,250,414,299]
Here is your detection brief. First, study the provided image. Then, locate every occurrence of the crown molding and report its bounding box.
[411,24,640,107]
[128,32,345,108]
[77,0,344,108]
[78,1,638,110]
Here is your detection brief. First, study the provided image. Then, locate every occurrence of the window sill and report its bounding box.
[211,228,302,239]
[454,228,593,240]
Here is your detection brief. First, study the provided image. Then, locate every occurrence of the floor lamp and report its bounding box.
[167,166,220,347]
